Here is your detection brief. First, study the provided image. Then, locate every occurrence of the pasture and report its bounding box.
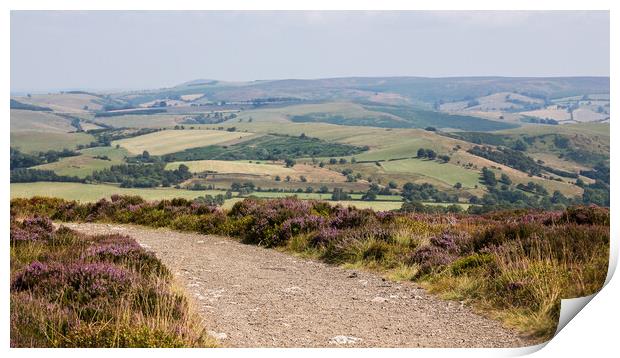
[113,129,256,155]
[10,131,95,153]
[166,160,346,183]
[10,182,226,202]
[34,146,129,178]
[380,158,481,188]
[10,110,76,133]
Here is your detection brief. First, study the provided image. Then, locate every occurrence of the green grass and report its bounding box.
[10,131,95,154]
[11,182,227,202]
[33,147,129,178]
[380,158,481,188]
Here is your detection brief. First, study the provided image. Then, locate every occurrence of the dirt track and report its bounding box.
[64,223,531,348]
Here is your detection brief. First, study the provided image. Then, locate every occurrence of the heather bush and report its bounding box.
[10,216,211,347]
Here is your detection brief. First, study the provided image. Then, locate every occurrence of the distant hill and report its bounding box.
[117,76,609,107]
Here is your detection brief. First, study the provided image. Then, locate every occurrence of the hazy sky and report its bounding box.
[11,11,610,92]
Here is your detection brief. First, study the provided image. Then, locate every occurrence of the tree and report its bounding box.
[454,182,462,189]
[481,167,497,186]
[513,139,528,151]
[331,188,351,201]
[425,149,437,160]
[275,175,281,181]
[142,150,151,160]
[500,173,512,185]
[284,158,296,167]
[417,148,426,158]
[388,181,398,189]
[299,176,307,182]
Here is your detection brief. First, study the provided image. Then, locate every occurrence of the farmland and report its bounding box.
[113,129,255,155]
[33,147,129,178]
[10,76,609,212]
[11,131,95,153]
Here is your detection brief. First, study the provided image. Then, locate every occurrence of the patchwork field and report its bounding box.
[113,129,256,155]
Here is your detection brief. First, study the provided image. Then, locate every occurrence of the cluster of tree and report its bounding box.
[87,163,191,188]
[417,148,437,160]
[516,181,549,195]
[401,182,458,203]
[181,112,237,125]
[10,148,79,170]
[580,162,610,185]
[401,201,464,214]
[577,163,610,206]
[360,183,392,201]
[231,182,256,195]
[521,116,559,125]
[10,169,83,183]
[250,97,300,107]
[160,134,367,162]
[331,188,351,201]
[468,146,542,175]
[193,194,229,206]
[94,108,167,118]
[504,98,544,112]
[83,128,160,148]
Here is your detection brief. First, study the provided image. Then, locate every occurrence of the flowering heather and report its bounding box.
[280,215,327,241]
[11,216,54,242]
[11,215,209,347]
[311,227,341,246]
[12,261,133,300]
[85,235,142,258]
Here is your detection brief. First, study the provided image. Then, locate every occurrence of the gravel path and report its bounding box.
[64,223,531,348]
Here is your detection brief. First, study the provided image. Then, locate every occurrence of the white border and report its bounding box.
[3,1,616,357]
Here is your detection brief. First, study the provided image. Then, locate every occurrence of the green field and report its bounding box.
[113,129,255,155]
[10,131,95,153]
[11,182,227,202]
[34,146,129,178]
[380,158,481,188]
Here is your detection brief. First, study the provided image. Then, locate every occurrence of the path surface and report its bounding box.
[64,223,530,348]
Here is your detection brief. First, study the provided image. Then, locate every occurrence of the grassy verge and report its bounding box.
[11,196,609,342]
[10,215,216,347]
